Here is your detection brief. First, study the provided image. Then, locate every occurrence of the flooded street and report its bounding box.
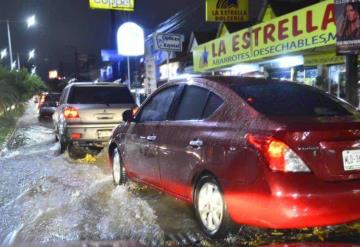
[0,102,201,246]
[0,102,359,247]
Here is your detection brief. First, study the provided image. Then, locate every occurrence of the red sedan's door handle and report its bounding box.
[189,139,203,148]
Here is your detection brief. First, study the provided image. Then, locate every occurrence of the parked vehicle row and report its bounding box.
[38,92,61,118]
[107,76,360,238]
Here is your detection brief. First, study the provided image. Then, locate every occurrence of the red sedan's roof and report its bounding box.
[168,75,289,88]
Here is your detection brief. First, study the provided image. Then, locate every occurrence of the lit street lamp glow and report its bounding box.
[11,61,16,70]
[28,49,35,60]
[0,48,7,59]
[1,14,36,69]
[117,22,144,56]
[31,66,36,75]
[27,15,36,28]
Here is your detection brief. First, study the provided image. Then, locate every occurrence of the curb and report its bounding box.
[0,104,24,153]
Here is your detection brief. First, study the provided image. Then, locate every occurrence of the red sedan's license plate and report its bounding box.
[342,150,360,171]
[98,130,112,139]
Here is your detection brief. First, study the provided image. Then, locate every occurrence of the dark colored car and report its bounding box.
[53,82,136,158]
[38,93,61,118]
[108,76,360,238]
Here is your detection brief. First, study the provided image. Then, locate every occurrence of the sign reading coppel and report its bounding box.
[206,0,248,22]
[154,33,184,52]
[334,0,360,54]
[89,0,135,11]
[195,0,336,72]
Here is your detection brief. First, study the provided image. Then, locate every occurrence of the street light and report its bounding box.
[27,15,36,28]
[31,66,36,75]
[11,61,16,70]
[28,49,35,60]
[0,15,36,70]
[0,49,7,59]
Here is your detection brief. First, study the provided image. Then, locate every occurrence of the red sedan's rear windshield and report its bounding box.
[230,82,353,117]
[68,86,135,104]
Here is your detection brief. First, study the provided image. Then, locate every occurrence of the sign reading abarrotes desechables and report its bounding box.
[194,0,336,72]
[154,33,184,52]
[206,0,248,22]
[89,0,135,11]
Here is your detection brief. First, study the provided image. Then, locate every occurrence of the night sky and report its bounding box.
[0,0,265,81]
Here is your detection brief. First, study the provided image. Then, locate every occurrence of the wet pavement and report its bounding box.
[0,102,359,247]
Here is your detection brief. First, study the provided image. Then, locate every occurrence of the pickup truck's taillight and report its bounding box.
[38,95,46,108]
[246,134,310,173]
[63,106,80,120]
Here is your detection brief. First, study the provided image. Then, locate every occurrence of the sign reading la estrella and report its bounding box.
[206,0,248,22]
[89,0,135,11]
[154,33,184,52]
[195,0,336,72]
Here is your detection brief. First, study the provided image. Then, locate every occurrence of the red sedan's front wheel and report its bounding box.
[111,148,127,186]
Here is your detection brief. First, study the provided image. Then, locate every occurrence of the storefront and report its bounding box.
[193,0,340,94]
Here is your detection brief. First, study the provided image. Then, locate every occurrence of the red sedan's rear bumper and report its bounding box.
[221,173,360,229]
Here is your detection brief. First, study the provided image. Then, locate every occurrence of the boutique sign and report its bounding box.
[194,0,336,72]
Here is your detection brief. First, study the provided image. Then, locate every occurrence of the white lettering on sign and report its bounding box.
[154,33,183,52]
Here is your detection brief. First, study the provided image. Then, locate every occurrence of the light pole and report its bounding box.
[6,20,13,69]
[0,15,36,70]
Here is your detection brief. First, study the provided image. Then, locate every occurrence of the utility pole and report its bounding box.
[345,54,358,107]
[17,52,20,70]
[6,20,13,69]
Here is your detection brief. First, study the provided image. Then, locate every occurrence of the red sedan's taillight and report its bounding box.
[63,106,80,120]
[246,134,310,173]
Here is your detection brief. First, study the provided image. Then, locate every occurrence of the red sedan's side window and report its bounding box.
[202,93,223,119]
[137,86,178,122]
[174,85,224,121]
[175,86,209,120]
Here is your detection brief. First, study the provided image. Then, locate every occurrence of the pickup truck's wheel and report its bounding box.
[67,143,86,160]
[194,175,234,239]
[111,148,126,186]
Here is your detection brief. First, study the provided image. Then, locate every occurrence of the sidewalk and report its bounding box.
[0,104,24,150]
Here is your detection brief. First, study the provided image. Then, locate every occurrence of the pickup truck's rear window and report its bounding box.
[68,86,135,104]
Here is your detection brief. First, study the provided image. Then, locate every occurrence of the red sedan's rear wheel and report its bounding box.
[194,175,235,239]
[111,148,127,186]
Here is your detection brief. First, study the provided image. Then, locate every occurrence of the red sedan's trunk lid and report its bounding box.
[271,116,360,181]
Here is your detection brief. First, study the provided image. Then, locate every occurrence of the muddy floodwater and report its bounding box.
[0,102,359,246]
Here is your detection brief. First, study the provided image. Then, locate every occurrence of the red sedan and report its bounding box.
[108,76,360,238]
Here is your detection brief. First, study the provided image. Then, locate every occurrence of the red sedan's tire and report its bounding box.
[111,148,127,186]
[194,175,235,239]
